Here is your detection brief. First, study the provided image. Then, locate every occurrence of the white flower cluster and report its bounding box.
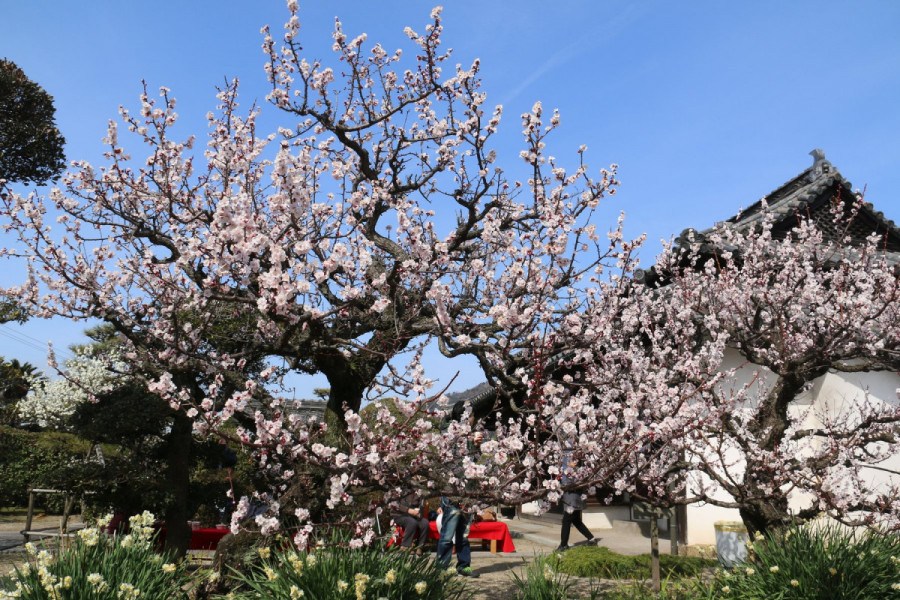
[17,348,127,430]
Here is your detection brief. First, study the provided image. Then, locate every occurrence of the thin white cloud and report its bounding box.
[498,3,648,108]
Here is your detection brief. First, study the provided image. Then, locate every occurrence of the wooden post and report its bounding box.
[650,517,660,593]
[24,488,35,543]
[60,492,75,534]
[669,514,679,557]
[632,501,674,594]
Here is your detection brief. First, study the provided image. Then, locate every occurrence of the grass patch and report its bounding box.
[602,579,718,600]
[551,545,716,579]
[0,507,29,523]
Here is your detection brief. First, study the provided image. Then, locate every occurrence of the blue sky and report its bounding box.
[1,0,899,396]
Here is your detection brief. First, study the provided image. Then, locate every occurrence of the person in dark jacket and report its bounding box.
[557,452,596,552]
[390,492,430,554]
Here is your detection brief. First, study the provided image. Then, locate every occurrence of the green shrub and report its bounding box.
[0,424,176,516]
[508,553,575,600]
[0,511,194,600]
[551,545,715,579]
[0,421,260,521]
[222,537,472,600]
[0,427,94,510]
[703,521,900,599]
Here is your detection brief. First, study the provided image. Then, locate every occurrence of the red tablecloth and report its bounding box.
[154,525,229,550]
[428,520,516,553]
[189,527,229,550]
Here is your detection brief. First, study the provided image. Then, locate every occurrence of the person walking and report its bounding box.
[557,453,595,552]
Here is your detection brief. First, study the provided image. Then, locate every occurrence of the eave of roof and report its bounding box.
[636,150,900,286]
[680,149,900,263]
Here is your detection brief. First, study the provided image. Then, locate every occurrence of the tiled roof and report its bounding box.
[636,150,900,287]
[682,149,900,257]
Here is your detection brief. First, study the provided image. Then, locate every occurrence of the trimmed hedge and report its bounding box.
[0,424,260,522]
[552,545,716,579]
[0,426,93,510]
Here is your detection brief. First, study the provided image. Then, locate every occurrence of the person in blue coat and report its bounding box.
[435,431,483,577]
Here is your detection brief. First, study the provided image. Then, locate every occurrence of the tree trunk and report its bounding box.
[736,372,806,537]
[738,496,792,538]
[325,375,365,427]
[321,355,382,426]
[163,411,193,557]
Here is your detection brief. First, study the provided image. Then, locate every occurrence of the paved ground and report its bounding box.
[0,513,85,551]
[452,514,680,599]
[507,512,679,556]
[0,513,684,599]
[1,513,85,582]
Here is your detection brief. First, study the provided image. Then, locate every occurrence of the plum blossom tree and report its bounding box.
[3,5,620,426]
[646,198,900,535]
[0,3,718,543]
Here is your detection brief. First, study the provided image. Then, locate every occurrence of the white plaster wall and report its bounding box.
[582,505,633,530]
[684,348,768,545]
[810,370,900,514]
[686,503,741,545]
[519,501,633,530]
[518,501,542,517]
[684,349,900,545]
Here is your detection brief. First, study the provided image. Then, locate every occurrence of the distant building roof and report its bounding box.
[290,399,327,423]
[636,149,900,286]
